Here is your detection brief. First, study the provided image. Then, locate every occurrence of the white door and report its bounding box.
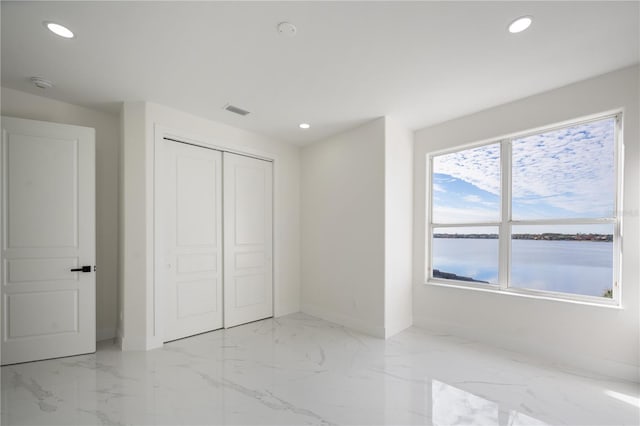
[157,140,223,342]
[223,152,273,328]
[1,116,95,365]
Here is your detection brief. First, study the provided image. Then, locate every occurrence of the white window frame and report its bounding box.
[426,111,623,307]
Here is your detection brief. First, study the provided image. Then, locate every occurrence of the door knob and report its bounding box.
[70,266,92,273]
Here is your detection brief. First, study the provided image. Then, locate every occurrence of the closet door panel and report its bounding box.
[223,153,273,328]
[158,141,223,341]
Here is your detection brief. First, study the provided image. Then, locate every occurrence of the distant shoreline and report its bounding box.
[434,233,613,242]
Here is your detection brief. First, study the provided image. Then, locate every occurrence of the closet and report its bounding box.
[156,138,273,342]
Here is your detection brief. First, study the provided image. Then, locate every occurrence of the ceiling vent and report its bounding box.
[223,104,250,116]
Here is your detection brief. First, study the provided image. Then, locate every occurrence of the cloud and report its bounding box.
[463,195,483,203]
[433,205,499,224]
[432,117,616,219]
[511,118,615,218]
[434,143,501,196]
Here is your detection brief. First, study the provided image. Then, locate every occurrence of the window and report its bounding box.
[428,113,621,304]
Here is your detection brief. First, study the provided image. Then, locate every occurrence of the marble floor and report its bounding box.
[1,313,638,426]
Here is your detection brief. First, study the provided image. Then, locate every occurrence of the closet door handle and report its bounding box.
[70,266,92,273]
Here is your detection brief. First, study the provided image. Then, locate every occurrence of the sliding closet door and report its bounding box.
[223,153,273,328]
[157,140,223,341]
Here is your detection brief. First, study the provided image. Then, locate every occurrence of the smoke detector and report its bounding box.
[277,22,297,37]
[30,77,53,89]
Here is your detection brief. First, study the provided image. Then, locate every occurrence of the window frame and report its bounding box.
[426,111,623,307]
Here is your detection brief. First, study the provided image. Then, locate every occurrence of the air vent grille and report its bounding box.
[224,104,250,116]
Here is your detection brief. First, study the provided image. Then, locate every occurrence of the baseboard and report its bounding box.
[384,317,413,339]
[97,327,117,342]
[301,304,385,338]
[119,335,147,351]
[119,334,163,351]
[413,315,639,383]
[274,304,300,318]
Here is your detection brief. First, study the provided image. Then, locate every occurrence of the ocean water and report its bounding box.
[432,239,613,297]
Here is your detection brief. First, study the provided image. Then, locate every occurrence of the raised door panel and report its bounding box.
[7,134,78,249]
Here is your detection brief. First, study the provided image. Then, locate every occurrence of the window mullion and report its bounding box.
[614,112,623,305]
[431,222,502,228]
[499,140,512,290]
[511,218,617,226]
[426,155,433,282]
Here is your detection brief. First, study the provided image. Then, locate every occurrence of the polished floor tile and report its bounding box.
[1,313,638,425]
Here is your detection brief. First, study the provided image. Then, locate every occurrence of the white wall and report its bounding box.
[120,101,301,350]
[413,65,640,381]
[1,87,120,342]
[301,118,386,336]
[301,117,413,338]
[119,103,147,348]
[384,118,414,337]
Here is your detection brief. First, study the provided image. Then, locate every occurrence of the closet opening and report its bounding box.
[155,137,274,343]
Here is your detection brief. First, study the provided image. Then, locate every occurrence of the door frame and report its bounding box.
[152,125,276,345]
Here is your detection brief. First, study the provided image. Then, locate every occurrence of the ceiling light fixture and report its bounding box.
[299,123,310,129]
[277,22,297,37]
[30,77,53,89]
[508,16,532,34]
[44,21,74,39]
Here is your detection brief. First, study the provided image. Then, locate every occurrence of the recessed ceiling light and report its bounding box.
[299,123,310,129]
[508,16,532,34]
[44,21,74,39]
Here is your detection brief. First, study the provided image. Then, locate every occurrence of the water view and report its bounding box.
[432,238,613,298]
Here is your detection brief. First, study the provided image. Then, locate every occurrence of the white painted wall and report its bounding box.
[120,102,301,350]
[384,118,414,337]
[1,87,120,342]
[413,66,640,381]
[301,117,413,338]
[119,103,148,349]
[301,118,386,336]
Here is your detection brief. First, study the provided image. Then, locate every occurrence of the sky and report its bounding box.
[432,117,616,234]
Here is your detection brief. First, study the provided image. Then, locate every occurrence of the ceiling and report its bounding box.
[2,1,638,145]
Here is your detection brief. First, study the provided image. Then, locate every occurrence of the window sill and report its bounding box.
[425,279,623,310]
